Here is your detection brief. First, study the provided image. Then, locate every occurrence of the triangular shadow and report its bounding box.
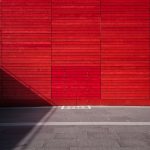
[0,68,51,106]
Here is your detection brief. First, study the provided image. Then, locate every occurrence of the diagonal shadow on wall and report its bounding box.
[0,69,57,149]
[0,68,51,106]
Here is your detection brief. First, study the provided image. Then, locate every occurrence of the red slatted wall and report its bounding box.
[0,0,150,106]
[0,0,52,105]
[51,0,101,105]
[101,0,150,105]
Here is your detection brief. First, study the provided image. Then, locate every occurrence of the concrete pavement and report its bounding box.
[0,106,150,150]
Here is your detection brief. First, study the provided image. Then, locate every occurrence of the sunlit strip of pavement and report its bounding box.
[1,122,150,126]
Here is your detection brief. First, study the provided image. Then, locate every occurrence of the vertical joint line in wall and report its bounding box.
[0,1,3,103]
[0,1,2,66]
[99,0,102,100]
[149,0,150,99]
[48,1,53,100]
[50,0,53,100]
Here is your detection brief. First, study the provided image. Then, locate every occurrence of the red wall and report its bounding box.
[0,0,150,106]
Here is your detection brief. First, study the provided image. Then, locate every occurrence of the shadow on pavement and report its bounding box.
[0,68,56,149]
[0,107,56,150]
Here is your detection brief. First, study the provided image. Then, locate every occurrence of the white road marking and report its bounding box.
[88,106,91,109]
[61,106,91,109]
[61,106,64,109]
[1,122,150,126]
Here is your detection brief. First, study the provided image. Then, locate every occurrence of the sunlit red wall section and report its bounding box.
[0,0,150,106]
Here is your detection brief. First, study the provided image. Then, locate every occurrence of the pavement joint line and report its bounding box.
[1,122,150,126]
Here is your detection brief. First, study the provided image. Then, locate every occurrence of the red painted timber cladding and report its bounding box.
[0,0,150,106]
[1,0,52,105]
[101,0,150,105]
[51,0,101,105]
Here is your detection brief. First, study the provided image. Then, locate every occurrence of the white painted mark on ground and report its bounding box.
[61,106,91,109]
[1,122,150,126]
[61,106,64,109]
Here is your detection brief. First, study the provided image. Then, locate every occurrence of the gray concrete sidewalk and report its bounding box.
[0,106,150,150]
